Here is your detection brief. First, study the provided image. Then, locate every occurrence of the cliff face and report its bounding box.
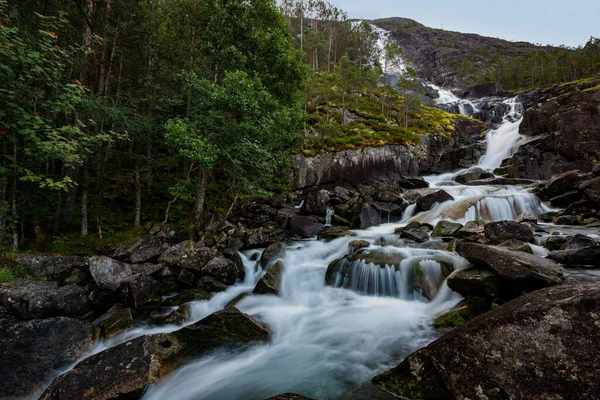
[372,18,547,88]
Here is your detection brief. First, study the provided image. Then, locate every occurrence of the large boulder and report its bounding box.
[431,221,463,238]
[0,279,89,319]
[484,220,534,244]
[453,167,493,184]
[374,283,600,400]
[579,176,600,203]
[456,242,565,293]
[543,170,590,199]
[113,236,169,264]
[257,242,287,271]
[89,256,132,292]
[416,190,454,212]
[93,305,133,339]
[447,268,500,301]
[289,216,324,238]
[0,316,97,399]
[301,189,331,216]
[41,308,269,400]
[158,241,219,271]
[201,256,244,285]
[253,260,285,295]
[548,246,600,268]
[357,203,382,229]
[14,254,83,276]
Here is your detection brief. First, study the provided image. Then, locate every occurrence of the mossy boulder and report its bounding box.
[431,221,463,238]
[447,268,500,300]
[433,297,491,329]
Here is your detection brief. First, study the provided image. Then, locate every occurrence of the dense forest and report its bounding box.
[1,0,599,255]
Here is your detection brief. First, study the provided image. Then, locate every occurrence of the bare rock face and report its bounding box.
[0,316,97,399]
[374,283,600,400]
[0,279,89,319]
[14,254,84,276]
[484,220,534,244]
[89,256,132,292]
[158,240,219,271]
[40,308,269,400]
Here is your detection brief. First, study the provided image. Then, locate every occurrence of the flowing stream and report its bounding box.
[133,90,547,399]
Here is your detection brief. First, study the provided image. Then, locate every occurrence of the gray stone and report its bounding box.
[89,256,132,292]
[14,255,84,276]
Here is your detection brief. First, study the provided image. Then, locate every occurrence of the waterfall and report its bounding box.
[325,208,334,226]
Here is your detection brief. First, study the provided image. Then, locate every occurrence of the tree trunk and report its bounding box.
[81,165,89,237]
[11,141,18,250]
[134,168,142,227]
[97,0,113,97]
[194,169,208,236]
[81,0,94,88]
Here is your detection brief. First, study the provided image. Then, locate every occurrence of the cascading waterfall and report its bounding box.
[325,208,334,226]
[51,27,554,400]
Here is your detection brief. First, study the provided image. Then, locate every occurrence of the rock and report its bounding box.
[41,308,269,400]
[246,228,287,248]
[416,190,454,212]
[93,305,133,339]
[447,268,500,300]
[198,276,228,292]
[122,272,165,307]
[265,394,315,400]
[349,240,370,253]
[130,262,164,276]
[399,228,429,243]
[544,170,589,198]
[498,239,533,254]
[456,242,565,293]
[433,298,491,329]
[453,220,486,241]
[376,283,600,400]
[516,212,537,223]
[554,214,582,225]
[0,279,89,319]
[484,220,534,244]
[548,246,600,268]
[253,260,284,295]
[289,216,324,238]
[0,317,97,399]
[318,226,356,241]
[158,241,218,271]
[257,242,287,271]
[550,190,583,208]
[563,199,600,219]
[542,235,568,251]
[413,260,450,299]
[301,189,331,215]
[202,256,243,285]
[372,201,404,217]
[89,256,132,292]
[113,236,169,263]
[164,289,210,306]
[453,167,493,184]
[177,268,196,288]
[14,254,83,276]
[357,203,382,229]
[579,176,600,203]
[431,221,463,238]
[372,348,452,400]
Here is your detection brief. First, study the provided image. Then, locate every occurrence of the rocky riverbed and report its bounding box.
[2,80,600,400]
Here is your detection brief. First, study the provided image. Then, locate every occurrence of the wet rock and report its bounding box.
[265,394,315,400]
[0,279,89,319]
[453,220,487,242]
[433,297,491,329]
[413,260,450,299]
[484,220,534,244]
[431,221,463,238]
[257,242,287,271]
[544,170,589,199]
[516,212,537,223]
[447,268,500,300]
[372,201,404,217]
[453,167,493,184]
[579,176,600,203]
[562,199,600,219]
[0,316,97,399]
[318,226,356,241]
[164,289,210,306]
[246,228,287,248]
[113,236,169,264]
[301,189,331,216]
[41,308,269,400]
[498,239,533,254]
[89,256,132,292]
[399,228,429,243]
[542,235,568,251]
[253,260,284,295]
[198,276,228,292]
[161,241,219,272]
[357,203,382,229]
[202,256,243,285]
[14,254,83,276]
[565,234,598,250]
[289,216,324,238]
[349,240,370,253]
[554,214,582,225]
[372,348,452,400]
[548,246,600,268]
[177,269,196,288]
[550,190,583,208]
[416,190,454,212]
[93,305,133,339]
[377,283,600,400]
[456,242,565,293]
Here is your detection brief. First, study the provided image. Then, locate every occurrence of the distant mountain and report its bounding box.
[372,17,552,88]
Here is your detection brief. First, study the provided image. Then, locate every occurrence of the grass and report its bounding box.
[583,84,600,92]
[296,77,475,156]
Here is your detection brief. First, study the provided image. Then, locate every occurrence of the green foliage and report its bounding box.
[0,268,14,283]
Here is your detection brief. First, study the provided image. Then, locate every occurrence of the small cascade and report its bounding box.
[325,208,334,226]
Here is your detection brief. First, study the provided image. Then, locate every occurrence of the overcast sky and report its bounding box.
[332,0,599,47]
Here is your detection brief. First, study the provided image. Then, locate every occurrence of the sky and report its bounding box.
[332,0,600,47]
